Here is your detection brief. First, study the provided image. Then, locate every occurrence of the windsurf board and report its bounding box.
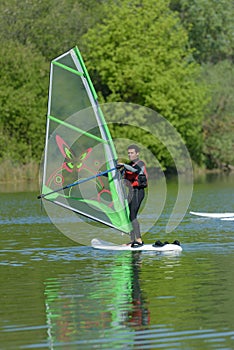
[190,211,234,219]
[91,238,182,252]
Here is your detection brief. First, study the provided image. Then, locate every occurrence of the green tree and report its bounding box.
[0,0,108,164]
[201,61,234,168]
[0,0,105,61]
[0,41,48,162]
[82,0,208,168]
[170,0,234,169]
[170,0,234,63]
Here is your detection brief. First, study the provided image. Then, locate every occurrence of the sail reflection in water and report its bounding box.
[44,252,149,349]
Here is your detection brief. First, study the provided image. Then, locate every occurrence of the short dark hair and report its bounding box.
[127,144,140,153]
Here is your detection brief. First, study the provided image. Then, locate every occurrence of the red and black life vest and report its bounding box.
[124,160,148,188]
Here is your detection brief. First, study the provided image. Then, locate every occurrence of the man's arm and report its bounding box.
[117,163,142,173]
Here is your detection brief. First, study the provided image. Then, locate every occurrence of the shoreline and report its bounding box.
[1,156,233,185]
[0,168,233,194]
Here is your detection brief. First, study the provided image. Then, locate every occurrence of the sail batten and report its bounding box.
[48,115,108,143]
[52,60,84,76]
[40,47,132,236]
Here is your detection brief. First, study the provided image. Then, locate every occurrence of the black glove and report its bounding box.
[116,163,124,169]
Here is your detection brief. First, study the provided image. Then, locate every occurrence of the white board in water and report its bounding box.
[91,238,182,253]
[190,211,234,218]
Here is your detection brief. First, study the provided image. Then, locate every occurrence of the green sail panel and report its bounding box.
[41,47,131,234]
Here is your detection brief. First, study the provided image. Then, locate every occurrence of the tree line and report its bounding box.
[0,0,233,174]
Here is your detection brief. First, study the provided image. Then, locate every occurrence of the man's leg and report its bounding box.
[129,188,145,241]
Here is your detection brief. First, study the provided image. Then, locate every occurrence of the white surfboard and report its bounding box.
[190,211,234,218]
[91,238,182,252]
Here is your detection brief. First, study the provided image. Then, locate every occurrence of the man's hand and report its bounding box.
[116,163,124,169]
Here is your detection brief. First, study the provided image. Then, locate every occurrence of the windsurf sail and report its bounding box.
[39,47,131,234]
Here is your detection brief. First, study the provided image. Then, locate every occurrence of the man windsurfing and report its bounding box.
[117,144,148,247]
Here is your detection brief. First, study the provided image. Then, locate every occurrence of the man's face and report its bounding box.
[128,148,139,161]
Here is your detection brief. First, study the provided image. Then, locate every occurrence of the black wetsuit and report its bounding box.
[123,159,147,241]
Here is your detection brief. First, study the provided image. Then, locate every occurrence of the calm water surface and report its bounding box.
[0,174,234,349]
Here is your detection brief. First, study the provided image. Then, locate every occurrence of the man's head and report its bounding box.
[127,144,140,161]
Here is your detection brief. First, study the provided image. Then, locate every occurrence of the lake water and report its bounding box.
[0,173,234,349]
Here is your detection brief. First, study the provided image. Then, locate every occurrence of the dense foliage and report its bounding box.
[201,61,234,169]
[82,0,208,167]
[170,0,234,63]
[0,0,233,172]
[0,41,48,162]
